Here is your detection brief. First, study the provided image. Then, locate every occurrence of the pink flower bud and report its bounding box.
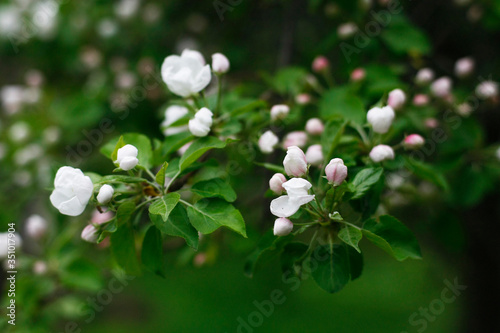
[387,89,406,110]
[283,146,308,177]
[91,210,114,224]
[283,131,307,148]
[81,224,99,243]
[431,77,452,98]
[337,22,358,39]
[305,118,324,135]
[412,94,429,106]
[350,68,366,82]
[312,56,329,73]
[403,134,425,149]
[211,53,230,74]
[415,68,434,85]
[273,217,293,236]
[455,57,474,78]
[25,214,48,240]
[424,118,439,129]
[305,144,324,166]
[325,158,348,186]
[295,93,311,105]
[369,145,395,162]
[476,80,499,100]
[270,104,290,121]
[269,173,287,194]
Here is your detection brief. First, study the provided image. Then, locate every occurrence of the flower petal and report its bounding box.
[270,195,301,218]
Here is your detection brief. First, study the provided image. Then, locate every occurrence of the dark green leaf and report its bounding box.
[110,224,141,275]
[321,119,347,160]
[338,226,362,253]
[148,192,181,221]
[254,162,285,174]
[191,178,237,202]
[311,243,351,293]
[349,168,384,199]
[116,202,136,226]
[161,131,193,157]
[362,215,422,261]
[319,86,366,125]
[179,137,228,172]
[150,204,199,249]
[141,226,165,277]
[403,156,448,191]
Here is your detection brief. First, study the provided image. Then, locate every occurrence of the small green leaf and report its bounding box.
[99,175,148,184]
[116,202,136,226]
[311,243,351,293]
[186,198,246,237]
[338,226,362,253]
[110,224,141,275]
[150,204,199,249]
[191,178,237,202]
[155,162,169,187]
[111,136,125,162]
[148,193,181,221]
[161,131,193,157]
[179,137,228,172]
[349,168,384,199]
[362,215,422,261]
[254,162,285,174]
[141,226,165,277]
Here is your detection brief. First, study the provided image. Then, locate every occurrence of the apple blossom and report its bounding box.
[305,118,324,135]
[325,158,348,186]
[337,22,358,39]
[283,131,307,148]
[189,107,213,137]
[97,184,114,204]
[295,93,311,105]
[211,53,230,74]
[413,94,429,106]
[312,56,329,72]
[115,144,139,170]
[431,77,452,98]
[273,217,294,236]
[269,173,287,194]
[415,68,434,85]
[270,178,315,217]
[81,224,99,243]
[161,49,211,97]
[50,166,93,216]
[270,104,290,121]
[369,144,395,162]
[350,68,366,82]
[305,145,324,166]
[8,121,30,142]
[283,146,308,177]
[258,130,279,154]
[403,134,425,149]
[33,261,48,275]
[457,103,473,117]
[0,232,22,259]
[25,214,48,240]
[476,80,499,100]
[162,105,189,136]
[455,57,474,78]
[387,89,406,110]
[367,106,395,134]
[424,118,439,129]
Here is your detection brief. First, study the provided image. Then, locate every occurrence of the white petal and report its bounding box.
[57,196,86,216]
[270,195,301,218]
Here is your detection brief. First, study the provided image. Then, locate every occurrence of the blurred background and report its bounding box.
[1,0,500,332]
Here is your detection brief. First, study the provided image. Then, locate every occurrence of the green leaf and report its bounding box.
[381,16,431,55]
[362,215,422,261]
[319,86,366,125]
[280,242,308,275]
[191,178,237,202]
[150,204,199,249]
[60,259,103,291]
[141,226,165,277]
[311,243,351,293]
[161,131,193,157]
[179,137,228,172]
[110,224,141,275]
[116,202,136,226]
[229,100,266,117]
[403,156,448,191]
[148,192,181,221]
[186,198,246,237]
[254,162,285,174]
[99,175,148,184]
[349,168,384,199]
[111,136,125,162]
[321,119,347,161]
[155,162,169,187]
[244,230,294,277]
[338,226,362,253]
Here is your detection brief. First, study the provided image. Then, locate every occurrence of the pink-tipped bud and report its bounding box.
[270,104,290,121]
[455,57,474,78]
[295,93,311,105]
[312,56,329,73]
[403,134,425,149]
[413,94,429,106]
[305,144,324,166]
[431,77,452,98]
[273,217,293,236]
[81,225,99,243]
[283,146,308,177]
[350,68,366,82]
[424,118,439,129]
[283,131,308,148]
[415,68,434,85]
[325,158,348,186]
[305,118,324,135]
[269,173,287,194]
[387,89,406,110]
